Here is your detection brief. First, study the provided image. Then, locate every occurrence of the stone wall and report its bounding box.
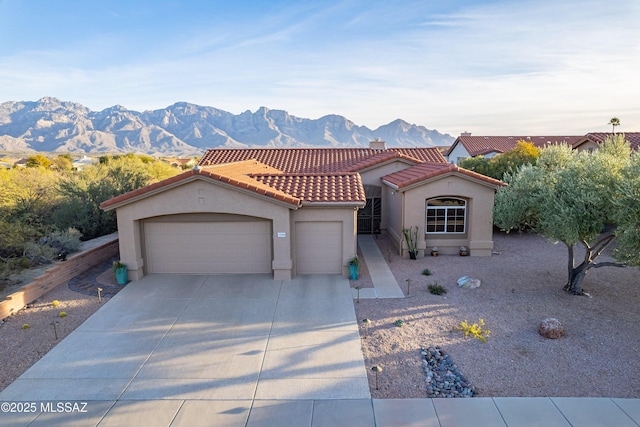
[0,237,119,320]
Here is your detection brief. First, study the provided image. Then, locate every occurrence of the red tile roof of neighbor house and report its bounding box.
[576,132,640,151]
[445,135,583,157]
[382,162,506,190]
[198,147,447,172]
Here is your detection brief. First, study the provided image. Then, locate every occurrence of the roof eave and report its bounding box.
[384,171,504,192]
[380,179,400,191]
[300,201,366,208]
[352,157,418,173]
[101,174,301,212]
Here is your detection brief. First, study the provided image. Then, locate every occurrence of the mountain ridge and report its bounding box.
[0,97,454,155]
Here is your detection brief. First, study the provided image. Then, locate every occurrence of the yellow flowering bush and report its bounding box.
[457,319,491,343]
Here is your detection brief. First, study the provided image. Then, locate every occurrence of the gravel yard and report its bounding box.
[355,231,640,398]
[0,264,118,392]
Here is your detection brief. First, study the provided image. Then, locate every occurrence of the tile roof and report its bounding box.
[382,162,506,190]
[101,159,368,210]
[253,173,366,204]
[445,135,582,157]
[100,161,302,210]
[578,132,640,151]
[198,147,446,172]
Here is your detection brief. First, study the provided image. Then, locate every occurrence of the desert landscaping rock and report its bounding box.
[538,318,565,339]
[422,346,475,398]
[457,276,481,289]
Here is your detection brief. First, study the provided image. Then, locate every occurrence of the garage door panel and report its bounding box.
[145,221,272,274]
[296,222,342,274]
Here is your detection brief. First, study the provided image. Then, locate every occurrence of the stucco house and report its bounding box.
[573,132,640,152]
[101,142,504,281]
[445,134,582,165]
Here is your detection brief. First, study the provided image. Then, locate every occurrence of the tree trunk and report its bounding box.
[562,234,624,295]
[564,261,589,295]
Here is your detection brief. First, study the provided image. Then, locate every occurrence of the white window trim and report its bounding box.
[425,198,467,234]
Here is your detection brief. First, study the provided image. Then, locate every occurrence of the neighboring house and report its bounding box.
[572,132,640,152]
[162,157,197,169]
[72,155,97,171]
[101,141,504,281]
[445,135,582,164]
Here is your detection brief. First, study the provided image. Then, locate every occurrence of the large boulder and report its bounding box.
[538,318,564,339]
[457,276,481,289]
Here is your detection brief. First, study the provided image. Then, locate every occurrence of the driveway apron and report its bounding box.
[0,274,370,402]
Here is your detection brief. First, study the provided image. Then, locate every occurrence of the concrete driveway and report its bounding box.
[1,274,370,403]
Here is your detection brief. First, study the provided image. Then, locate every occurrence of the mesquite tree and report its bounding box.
[494,135,634,295]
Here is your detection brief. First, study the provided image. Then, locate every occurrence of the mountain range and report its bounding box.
[0,97,454,155]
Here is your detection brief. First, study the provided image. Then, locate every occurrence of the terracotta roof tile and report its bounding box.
[446,135,582,157]
[102,148,456,211]
[253,173,366,204]
[100,161,301,210]
[198,147,446,172]
[578,132,640,151]
[382,162,505,189]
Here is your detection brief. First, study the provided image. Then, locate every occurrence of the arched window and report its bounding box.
[425,198,466,234]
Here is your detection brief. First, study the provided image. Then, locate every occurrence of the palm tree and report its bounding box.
[608,117,620,133]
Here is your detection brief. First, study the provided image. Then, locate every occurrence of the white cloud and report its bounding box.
[1,0,639,135]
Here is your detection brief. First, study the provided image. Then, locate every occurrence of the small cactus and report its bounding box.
[22,323,30,329]
[59,312,67,318]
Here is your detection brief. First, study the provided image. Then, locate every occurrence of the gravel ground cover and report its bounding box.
[0,261,120,392]
[355,231,640,399]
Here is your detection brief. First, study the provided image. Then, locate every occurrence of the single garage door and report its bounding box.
[295,221,342,274]
[144,220,272,274]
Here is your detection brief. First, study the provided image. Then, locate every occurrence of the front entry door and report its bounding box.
[357,197,381,234]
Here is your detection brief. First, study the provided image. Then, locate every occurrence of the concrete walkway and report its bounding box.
[353,235,405,299]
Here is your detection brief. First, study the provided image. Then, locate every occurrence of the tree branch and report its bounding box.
[591,261,626,269]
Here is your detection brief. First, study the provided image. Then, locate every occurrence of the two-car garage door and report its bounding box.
[144,219,272,274]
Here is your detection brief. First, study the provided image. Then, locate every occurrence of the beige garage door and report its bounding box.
[295,221,342,274]
[144,220,272,274]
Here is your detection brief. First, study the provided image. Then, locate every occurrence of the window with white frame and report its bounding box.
[425,198,466,234]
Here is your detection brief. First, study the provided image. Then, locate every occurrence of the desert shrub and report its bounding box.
[40,228,82,254]
[0,220,40,258]
[54,155,179,239]
[428,283,447,295]
[456,319,491,343]
[422,268,432,276]
[23,241,57,264]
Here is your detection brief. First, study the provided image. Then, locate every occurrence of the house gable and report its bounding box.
[381,162,505,192]
[100,166,301,212]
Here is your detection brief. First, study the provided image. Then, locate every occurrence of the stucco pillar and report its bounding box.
[271,213,293,280]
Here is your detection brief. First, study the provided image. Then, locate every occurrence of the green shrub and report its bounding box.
[422,268,432,276]
[23,241,57,264]
[42,228,82,254]
[428,283,447,295]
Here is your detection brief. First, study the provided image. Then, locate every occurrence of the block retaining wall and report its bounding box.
[0,238,119,320]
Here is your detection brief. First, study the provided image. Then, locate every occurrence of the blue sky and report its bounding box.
[1,0,639,136]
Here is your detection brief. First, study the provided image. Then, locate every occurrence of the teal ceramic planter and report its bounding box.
[349,264,359,280]
[115,267,128,285]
